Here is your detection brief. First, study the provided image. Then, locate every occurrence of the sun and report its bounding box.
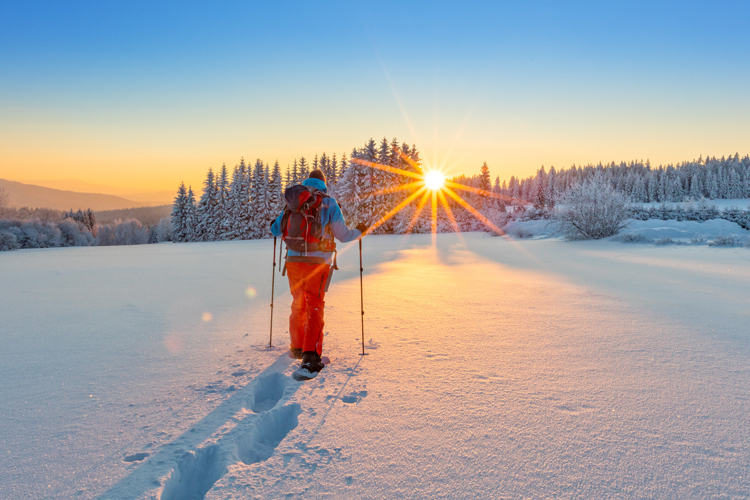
[424,170,446,191]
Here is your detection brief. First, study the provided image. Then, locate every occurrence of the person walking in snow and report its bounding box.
[271,169,367,379]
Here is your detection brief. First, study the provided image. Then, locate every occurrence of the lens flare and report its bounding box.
[245,287,257,298]
[202,312,213,322]
[424,170,446,191]
[349,147,511,239]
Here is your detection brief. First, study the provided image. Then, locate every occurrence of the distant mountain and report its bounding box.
[15,178,175,206]
[0,179,153,211]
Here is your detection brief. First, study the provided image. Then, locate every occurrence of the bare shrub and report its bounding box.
[709,236,739,247]
[552,174,629,239]
[654,237,675,245]
[615,233,653,244]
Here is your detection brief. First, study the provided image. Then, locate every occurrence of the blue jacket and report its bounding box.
[270,178,361,262]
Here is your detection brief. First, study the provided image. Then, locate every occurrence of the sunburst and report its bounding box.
[351,147,512,237]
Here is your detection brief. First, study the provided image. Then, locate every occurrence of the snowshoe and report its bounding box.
[292,351,325,381]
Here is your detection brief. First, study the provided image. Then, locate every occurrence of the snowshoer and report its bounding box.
[271,169,367,379]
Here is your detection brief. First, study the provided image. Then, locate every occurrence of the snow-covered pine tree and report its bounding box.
[671,176,684,202]
[545,168,557,208]
[171,182,188,242]
[298,157,309,180]
[478,161,493,210]
[706,171,719,199]
[728,168,743,199]
[216,163,231,240]
[267,161,284,232]
[689,173,703,200]
[250,159,269,238]
[185,186,197,241]
[647,173,658,202]
[330,153,339,190]
[339,152,348,180]
[226,162,245,239]
[292,159,300,185]
[196,168,218,241]
[336,148,368,225]
[284,164,292,190]
[239,161,254,239]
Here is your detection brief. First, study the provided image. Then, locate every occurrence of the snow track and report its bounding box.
[99,356,302,500]
[159,403,301,500]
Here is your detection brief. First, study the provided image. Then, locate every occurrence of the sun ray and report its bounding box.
[431,190,438,233]
[404,191,431,234]
[444,179,515,202]
[366,186,428,235]
[364,181,424,199]
[350,158,424,181]
[443,188,507,236]
[437,190,464,236]
[393,147,423,173]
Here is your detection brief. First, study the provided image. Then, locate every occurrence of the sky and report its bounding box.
[1,0,749,192]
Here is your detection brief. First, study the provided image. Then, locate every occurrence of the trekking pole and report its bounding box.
[359,238,368,356]
[270,237,277,348]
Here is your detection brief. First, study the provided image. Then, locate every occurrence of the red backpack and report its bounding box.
[281,185,336,254]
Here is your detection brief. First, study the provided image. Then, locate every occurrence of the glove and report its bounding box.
[356,223,369,234]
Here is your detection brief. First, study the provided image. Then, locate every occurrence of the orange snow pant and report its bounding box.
[286,261,331,356]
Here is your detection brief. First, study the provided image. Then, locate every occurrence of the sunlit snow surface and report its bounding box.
[2,234,750,499]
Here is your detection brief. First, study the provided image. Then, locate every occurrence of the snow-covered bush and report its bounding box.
[654,237,686,246]
[0,219,94,249]
[0,230,19,251]
[552,174,629,239]
[58,219,95,247]
[616,233,653,244]
[96,219,149,246]
[709,236,739,247]
[154,216,173,242]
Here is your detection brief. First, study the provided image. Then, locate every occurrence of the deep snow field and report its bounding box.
[2,227,750,499]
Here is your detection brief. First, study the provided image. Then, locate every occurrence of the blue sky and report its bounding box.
[1,1,748,190]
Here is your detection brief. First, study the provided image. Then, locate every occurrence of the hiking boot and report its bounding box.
[300,351,325,373]
[290,347,303,359]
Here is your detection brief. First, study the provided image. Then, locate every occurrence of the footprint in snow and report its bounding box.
[341,391,368,404]
[249,372,292,413]
[123,452,149,463]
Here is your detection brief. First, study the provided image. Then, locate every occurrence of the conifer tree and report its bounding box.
[298,157,309,180]
[196,168,218,241]
[339,152,348,180]
[250,159,268,238]
[226,162,244,239]
[267,161,284,230]
[689,173,703,200]
[330,153,339,189]
[217,163,231,239]
[185,186,197,241]
[284,164,292,190]
[171,182,188,242]
[292,159,300,185]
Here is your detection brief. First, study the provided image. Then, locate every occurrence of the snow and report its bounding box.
[620,219,749,244]
[503,214,750,245]
[2,234,750,499]
[638,198,750,211]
